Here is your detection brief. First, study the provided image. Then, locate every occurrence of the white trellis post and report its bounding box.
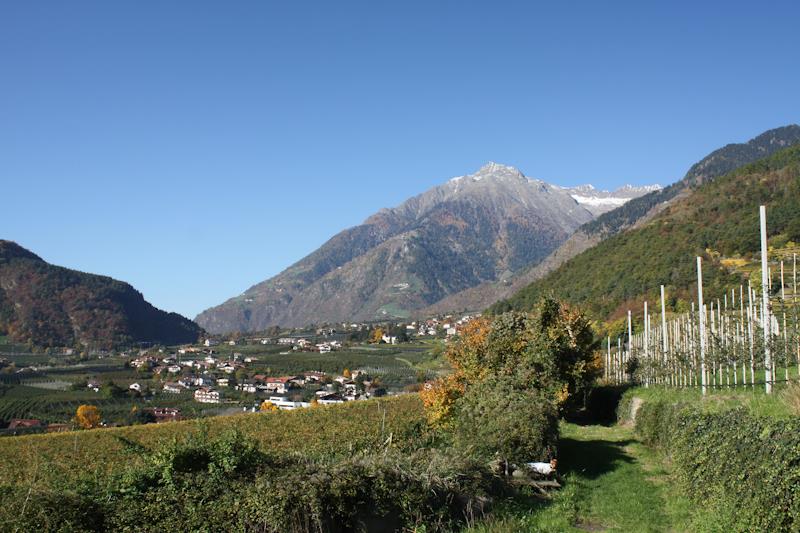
[661,285,668,387]
[760,206,773,394]
[697,256,707,395]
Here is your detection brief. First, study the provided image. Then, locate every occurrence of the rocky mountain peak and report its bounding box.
[476,161,524,178]
[0,240,43,262]
[450,162,527,184]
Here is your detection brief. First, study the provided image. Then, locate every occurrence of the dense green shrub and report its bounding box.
[0,430,506,532]
[453,375,558,465]
[635,399,800,532]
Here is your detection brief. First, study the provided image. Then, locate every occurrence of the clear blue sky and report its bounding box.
[2,1,799,319]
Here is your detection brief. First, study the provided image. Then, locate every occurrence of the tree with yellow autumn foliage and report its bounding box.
[75,404,101,429]
[342,368,352,379]
[260,401,279,412]
[421,298,599,429]
[419,373,464,428]
[370,328,384,344]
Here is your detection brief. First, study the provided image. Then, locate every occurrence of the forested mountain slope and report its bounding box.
[0,241,203,348]
[490,145,800,324]
[430,125,800,316]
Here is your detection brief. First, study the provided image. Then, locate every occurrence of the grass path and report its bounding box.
[466,422,696,532]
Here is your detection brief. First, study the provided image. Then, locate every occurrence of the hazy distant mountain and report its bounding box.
[0,241,203,349]
[197,162,622,332]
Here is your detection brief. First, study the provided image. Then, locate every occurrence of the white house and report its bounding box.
[264,376,295,394]
[129,383,142,392]
[219,363,237,374]
[318,393,345,405]
[163,382,183,394]
[236,382,257,393]
[194,387,221,403]
[304,371,326,382]
[267,396,310,410]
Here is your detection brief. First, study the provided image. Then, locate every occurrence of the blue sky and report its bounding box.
[2,1,799,319]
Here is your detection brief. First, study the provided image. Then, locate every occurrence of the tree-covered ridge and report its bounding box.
[0,240,203,349]
[491,144,800,326]
[580,124,800,237]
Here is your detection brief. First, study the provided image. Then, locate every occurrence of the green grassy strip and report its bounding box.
[630,387,800,531]
[465,422,699,532]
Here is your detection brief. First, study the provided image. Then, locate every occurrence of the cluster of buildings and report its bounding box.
[177,368,381,409]
[130,350,249,376]
[403,314,478,337]
[274,337,343,353]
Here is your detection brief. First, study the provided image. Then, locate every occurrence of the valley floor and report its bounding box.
[468,422,704,533]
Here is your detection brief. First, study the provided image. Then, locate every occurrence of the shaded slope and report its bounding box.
[0,241,203,348]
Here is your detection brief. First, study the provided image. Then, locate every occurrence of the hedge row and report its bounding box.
[634,398,800,532]
[0,430,506,532]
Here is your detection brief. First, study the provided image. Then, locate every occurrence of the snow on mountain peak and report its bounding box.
[473,162,525,181]
[565,182,661,215]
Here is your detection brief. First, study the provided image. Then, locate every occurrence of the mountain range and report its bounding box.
[490,140,800,329]
[425,124,800,316]
[196,163,656,333]
[0,241,203,349]
[7,125,798,344]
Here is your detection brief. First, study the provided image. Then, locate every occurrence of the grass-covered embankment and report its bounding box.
[466,421,696,532]
[0,394,425,487]
[622,385,800,532]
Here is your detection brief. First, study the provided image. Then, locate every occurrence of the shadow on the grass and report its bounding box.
[558,436,635,480]
[564,385,633,426]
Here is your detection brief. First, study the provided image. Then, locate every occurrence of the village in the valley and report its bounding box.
[0,315,479,432]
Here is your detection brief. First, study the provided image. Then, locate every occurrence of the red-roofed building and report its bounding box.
[8,419,42,429]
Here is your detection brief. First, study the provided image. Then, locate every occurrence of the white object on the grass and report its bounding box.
[527,462,554,475]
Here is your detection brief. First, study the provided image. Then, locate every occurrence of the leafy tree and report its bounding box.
[260,401,279,412]
[423,298,599,428]
[371,328,385,344]
[342,368,352,379]
[102,381,126,399]
[127,406,156,425]
[75,405,101,429]
[453,375,557,464]
[419,374,464,429]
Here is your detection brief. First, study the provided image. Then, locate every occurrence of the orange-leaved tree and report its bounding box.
[420,298,599,428]
[75,404,102,429]
[420,317,490,428]
[419,373,464,428]
[260,400,279,412]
